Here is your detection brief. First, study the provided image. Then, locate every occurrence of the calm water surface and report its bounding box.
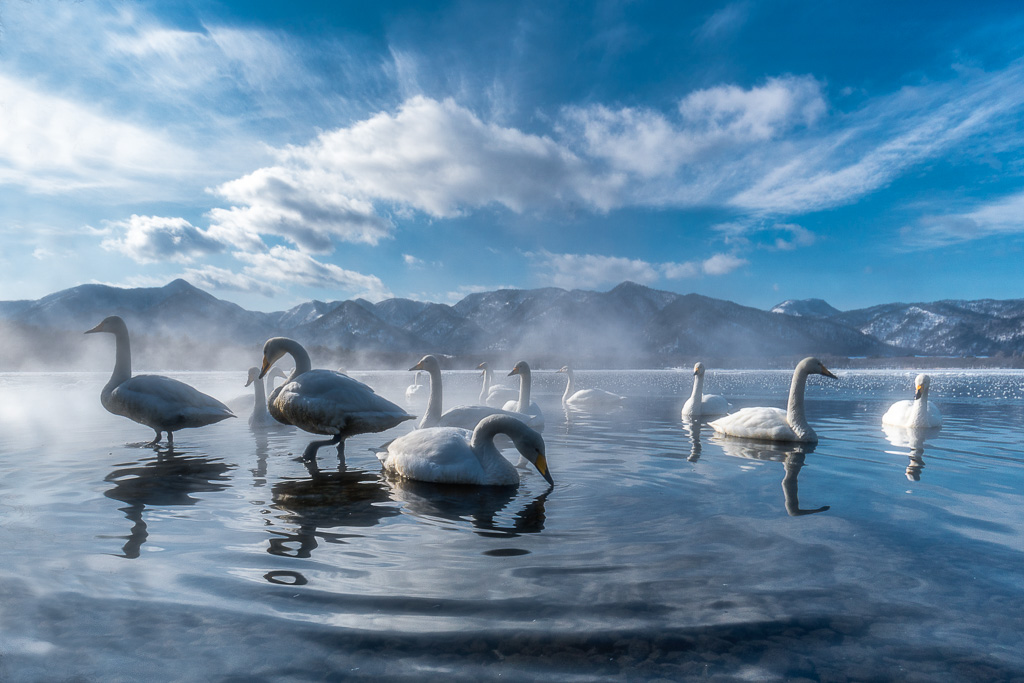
[2,368,1024,681]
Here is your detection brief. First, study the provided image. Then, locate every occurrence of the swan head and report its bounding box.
[914,374,930,400]
[799,357,838,380]
[410,354,440,373]
[509,426,552,486]
[508,360,531,377]
[693,362,705,376]
[85,315,128,336]
[556,366,570,374]
[476,361,490,376]
[245,366,260,387]
[259,337,295,379]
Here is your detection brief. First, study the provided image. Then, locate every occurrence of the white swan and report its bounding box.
[244,366,290,429]
[376,414,553,486]
[85,315,234,446]
[503,361,545,426]
[259,337,414,461]
[882,374,942,429]
[477,362,518,407]
[557,366,625,409]
[709,357,837,443]
[410,355,542,431]
[681,362,732,419]
[405,371,427,403]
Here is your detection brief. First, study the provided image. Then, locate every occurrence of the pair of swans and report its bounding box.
[681,362,732,419]
[411,355,544,431]
[558,365,625,409]
[709,357,838,443]
[244,366,288,428]
[87,316,235,445]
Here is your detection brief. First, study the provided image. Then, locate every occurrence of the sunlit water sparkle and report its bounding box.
[1,369,1024,681]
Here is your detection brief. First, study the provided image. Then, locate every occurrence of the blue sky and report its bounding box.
[2,0,1024,312]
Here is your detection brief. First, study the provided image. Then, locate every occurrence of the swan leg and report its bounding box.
[302,434,342,461]
[147,430,162,446]
[167,431,174,448]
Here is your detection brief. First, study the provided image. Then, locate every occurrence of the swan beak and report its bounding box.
[409,361,424,371]
[534,452,554,485]
[820,366,838,380]
[245,376,255,388]
[507,368,519,377]
[915,385,923,400]
[258,357,272,380]
[84,323,103,334]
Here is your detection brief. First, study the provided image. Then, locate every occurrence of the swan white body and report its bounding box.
[503,361,545,426]
[406,371,427,403]
[411,355,541,431]
[882,374,942,429]
[477,362,518,406]
[86,316,234,445]
[260,337,414,460]
[377,414,552,486]
[557,366,625,409]
[681,362,731,418]
[709,357,837,443]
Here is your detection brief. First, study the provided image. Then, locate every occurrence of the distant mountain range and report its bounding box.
[1,279,1022,370]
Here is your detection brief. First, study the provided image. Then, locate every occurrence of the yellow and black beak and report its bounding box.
[84,323,103,334]
[535,452,553,486]
[914,385,923,400]
[258,356,272,380]
[409,361,424,371]
[821,365,838,380]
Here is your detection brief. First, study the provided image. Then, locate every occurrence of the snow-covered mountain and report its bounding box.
[2,280,1021,369]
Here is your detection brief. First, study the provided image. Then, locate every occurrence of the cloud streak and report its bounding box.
[528,250,747,290]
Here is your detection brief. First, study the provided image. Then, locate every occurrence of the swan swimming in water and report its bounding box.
[259,337,414,461]
[680,362,732,419]
[406,371,427,403]
[85,315,234,446]
[557,366,625,409]
[503,361,545,426]
[410,355,542,431]
[709,357,837,443]
[477,362,518,407]
[376,414,553,486]
[882,373,942,429]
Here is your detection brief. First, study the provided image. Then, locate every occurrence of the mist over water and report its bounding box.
[2,368,1024,680]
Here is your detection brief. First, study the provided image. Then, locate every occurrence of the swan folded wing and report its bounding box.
[701,394,732,415]
[272,371,411,434]
[437,405,527,430]
[882,400,914,426]
[709,407,798,441]
[110,375,233,430]
[566,389,624,406]
[382,428,489,484]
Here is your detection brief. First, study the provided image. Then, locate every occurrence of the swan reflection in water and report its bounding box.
[712,437,830,516]
[104,446,233,558]
[387,477,549,538]
[268,461,399,558]
[883,424,942,481]
[681,418,702,462]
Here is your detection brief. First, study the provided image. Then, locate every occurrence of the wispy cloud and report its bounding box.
[234,246,392,301]
[695,2,751,42]
[902,190,1024,248]
[101,215,224,264]
[527,250,746,290]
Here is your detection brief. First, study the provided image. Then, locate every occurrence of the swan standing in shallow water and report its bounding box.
[376,414,553,486]
[882,374,943,429]
[477,362,518,407]
[86,315,234,446]
[504,361,545,426]
[558,366,625,409]
[245,366,289,428]
[681,362,732,419]
[709,357,837,443]
[259,337,414,461]
[410,355,542,431]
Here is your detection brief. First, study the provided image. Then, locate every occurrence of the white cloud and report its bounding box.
[101,215,224,264]
[701,252,748,275]
[234,246,392,301]
[0,74,202,197]
[903,190,1024,248]
[403,254,425,267]
[182,265,279,297]
[695,2,751,42]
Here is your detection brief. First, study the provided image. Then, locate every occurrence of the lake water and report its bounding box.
[2,367,1024,681]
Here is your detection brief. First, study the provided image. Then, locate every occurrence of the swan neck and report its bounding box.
[479,367,491,403]
[786,365,813,438]
[422,365,443,428]
[281,339,312,379]
[690,372,704,403]
[911,385,929,426]
[517,369,531,411]
[107,326,132,389]
[562,369,575,402]
[253,374,268,416]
